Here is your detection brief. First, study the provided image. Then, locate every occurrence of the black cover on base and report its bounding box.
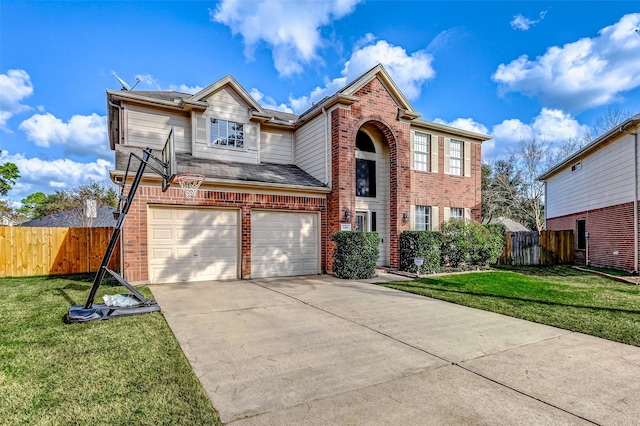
[64,302,160,323]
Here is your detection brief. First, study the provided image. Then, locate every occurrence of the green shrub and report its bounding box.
[441,220,504,267]
[332,231,380,279]
[483,223,506,265]
[399,231,442,274]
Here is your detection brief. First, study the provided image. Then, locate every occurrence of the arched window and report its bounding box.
[356,131,376,152]
[355,131,376,197]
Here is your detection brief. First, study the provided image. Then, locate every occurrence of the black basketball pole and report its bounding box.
[83,148,152,309]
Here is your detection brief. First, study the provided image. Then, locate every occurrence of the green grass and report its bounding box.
[0,274,221,425]
[381,265,640,347]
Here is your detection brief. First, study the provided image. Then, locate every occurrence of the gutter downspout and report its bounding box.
[322,107,329,274]
[620,126,638,274]
[109,100,125,277]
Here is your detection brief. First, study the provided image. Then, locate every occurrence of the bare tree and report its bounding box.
[584,105,633,143]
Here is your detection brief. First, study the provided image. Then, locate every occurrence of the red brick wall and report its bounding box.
[410,138,482,225]
[546,201,639,272]
[121,185,326,282]
[328,77,411,269]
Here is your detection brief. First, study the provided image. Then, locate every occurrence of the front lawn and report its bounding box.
[0,274,221,425]
[381,266,640,347]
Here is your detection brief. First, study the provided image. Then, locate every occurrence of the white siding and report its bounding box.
[125,105,190,152]
[261,128,293,164]
[295,114,327,183]
[546,134,636,218]
[192,87,259,164]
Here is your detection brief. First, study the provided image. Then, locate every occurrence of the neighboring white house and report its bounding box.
[539,114,640,273]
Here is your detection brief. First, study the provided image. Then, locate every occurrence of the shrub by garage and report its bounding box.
[332,231,380,279]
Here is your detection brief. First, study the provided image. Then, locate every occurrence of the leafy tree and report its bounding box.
[0,198,28,225]
[18,183,118,222]
[0,156,20,196]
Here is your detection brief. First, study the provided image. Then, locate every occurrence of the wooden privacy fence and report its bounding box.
[498,230,574,266]
[0,227,119,277]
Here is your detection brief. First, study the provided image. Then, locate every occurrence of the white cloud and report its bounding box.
[492,118,534,142]
[0,69,33,130]
[249,88,293,113]
[487,108,589,160]
[494,13,640,111]
[433,117,489,135]
[211,0,363,76]
[0,151,113,201]
[18,112,109,159]
[168,84,203,95]
[510,10,547,31]
[288,36,435,113]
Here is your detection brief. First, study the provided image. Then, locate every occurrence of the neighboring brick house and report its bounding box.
[539,113,640,274]
[107,64,490,283]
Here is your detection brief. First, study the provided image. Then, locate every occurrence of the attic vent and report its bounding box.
[571,162,582,172]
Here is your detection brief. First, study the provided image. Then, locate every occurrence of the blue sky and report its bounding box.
[1,1,639,204]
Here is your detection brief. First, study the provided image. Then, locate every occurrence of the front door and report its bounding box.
[355,211,368,232]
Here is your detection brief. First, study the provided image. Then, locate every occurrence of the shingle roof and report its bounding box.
[128,91,191,102]
[21,205,117,228]
[487,217,530,232]
[114,145,327,190]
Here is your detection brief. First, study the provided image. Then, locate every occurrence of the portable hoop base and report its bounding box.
[175,173,205,198]
[65,302,160,323]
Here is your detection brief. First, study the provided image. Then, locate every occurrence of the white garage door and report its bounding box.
[251,211,319,278]
[148,207,238,283]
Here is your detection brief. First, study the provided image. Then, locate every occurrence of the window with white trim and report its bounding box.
[413,133,430,171]
[210,118,244,148]
[450,207,464,221]
[449,139,463,176]
[415,206,431,230]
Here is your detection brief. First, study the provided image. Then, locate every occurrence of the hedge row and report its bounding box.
[400,221,505,273]
[332,222,505,279]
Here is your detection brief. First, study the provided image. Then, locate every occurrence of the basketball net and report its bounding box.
[175,173,205,198]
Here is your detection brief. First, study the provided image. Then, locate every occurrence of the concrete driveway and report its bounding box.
[151,273,640,425]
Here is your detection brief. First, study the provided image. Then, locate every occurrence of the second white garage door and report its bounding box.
[251,211,319,278]
[148,207,239,283]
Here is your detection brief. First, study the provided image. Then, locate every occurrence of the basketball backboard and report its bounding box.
[161,127,177,191]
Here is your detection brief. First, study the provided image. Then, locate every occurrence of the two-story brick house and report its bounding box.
[107,64,490,283]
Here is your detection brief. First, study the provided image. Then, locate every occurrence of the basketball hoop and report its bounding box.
[175,173,205,198]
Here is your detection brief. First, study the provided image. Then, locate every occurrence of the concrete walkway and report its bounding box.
[151,274,640,425]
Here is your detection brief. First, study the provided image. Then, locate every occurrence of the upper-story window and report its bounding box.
[449,139,463,176]
[414,133,430,172]
[355,131,376,197]
[210,118,244,149]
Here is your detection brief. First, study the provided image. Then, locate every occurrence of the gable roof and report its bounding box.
[339,64,415,113]
[487,217,530,232]
[189,75,266,114]
[539,113,640,181]
[21,205,117,228]
[298,64,420,123]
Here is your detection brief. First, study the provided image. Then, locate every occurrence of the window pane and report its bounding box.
[210,118,245,149]
[414,133,430,171]
[450,140,463,176]
[415,206,430,230]
[450,208,464,220]
[356,159,376,197]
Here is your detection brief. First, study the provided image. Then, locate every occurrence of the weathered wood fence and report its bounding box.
[0,227,119,277]
[497,230,574,266]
